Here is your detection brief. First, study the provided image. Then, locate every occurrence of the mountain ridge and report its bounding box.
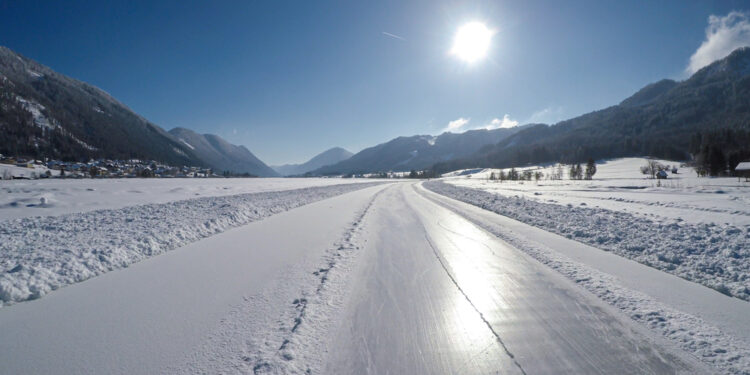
[168,127,278,177]
[0,46,202,166]
[0,45,279,176]
[312,126,529,175]
[272,147,353,176]
[433,46,750,173]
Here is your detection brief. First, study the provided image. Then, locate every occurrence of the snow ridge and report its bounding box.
[0,182,385,307]
[423,181,750,374]
[424,181,750,301]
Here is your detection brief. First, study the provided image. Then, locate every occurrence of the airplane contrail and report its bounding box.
[382,31,406,41]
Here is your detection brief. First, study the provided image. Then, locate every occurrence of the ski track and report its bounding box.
[0,182,385,307]
[421,182,750,375]
[424,181,750,301]
[238,187,386,375]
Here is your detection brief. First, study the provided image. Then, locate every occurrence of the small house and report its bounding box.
[736,161,750,181]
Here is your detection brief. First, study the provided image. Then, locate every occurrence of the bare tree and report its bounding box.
[641,159,663,179]
[534,171,544,183]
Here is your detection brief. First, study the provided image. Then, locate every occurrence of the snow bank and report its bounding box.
[424,181,750,301]
[1,178,382,221]
[0,182,385,306]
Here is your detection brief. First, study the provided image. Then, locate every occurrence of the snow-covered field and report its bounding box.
[0,177,379,220]
[428,158,750,302]
[445,158,750,226]
[0,179,387,306]
[0,163,51,180]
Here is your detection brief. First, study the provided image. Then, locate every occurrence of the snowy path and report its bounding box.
[0,184,391,374]
[325,183,708,374]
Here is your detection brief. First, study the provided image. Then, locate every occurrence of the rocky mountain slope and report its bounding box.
[168,127,278,176]
[0,46,201,166]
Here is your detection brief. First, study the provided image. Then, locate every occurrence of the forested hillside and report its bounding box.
[434,47,750,174]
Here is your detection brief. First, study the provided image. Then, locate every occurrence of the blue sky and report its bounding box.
[1,0,749,164]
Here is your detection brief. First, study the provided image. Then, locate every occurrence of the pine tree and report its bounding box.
[584,158,597,180]
[509,168,518,181]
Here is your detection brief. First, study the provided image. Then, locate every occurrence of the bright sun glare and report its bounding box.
[450,22,493,63]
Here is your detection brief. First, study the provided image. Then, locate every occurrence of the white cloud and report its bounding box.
[687,11,750,74]
[443,117,470,132]
[526,106,565,125]
[484,114,519,129]
[441,115,520,134]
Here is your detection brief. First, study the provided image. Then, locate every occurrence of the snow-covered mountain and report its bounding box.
[0,46,202,166]
[272,147,353,176]
[0,45,279,175]
[168,127,278,177]
[312,127,528,175]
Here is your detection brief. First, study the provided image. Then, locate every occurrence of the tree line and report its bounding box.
[487,158,597,182]
[690,128,750,177]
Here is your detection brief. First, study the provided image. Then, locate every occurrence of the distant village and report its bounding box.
[0,154,229,180]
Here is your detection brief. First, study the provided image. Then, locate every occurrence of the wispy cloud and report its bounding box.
[484,115,519,130]
[526,106,565,125]
[382,31,406,41]
[687,11,750,75]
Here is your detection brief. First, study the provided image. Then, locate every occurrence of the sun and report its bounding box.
[450,22,494,63]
